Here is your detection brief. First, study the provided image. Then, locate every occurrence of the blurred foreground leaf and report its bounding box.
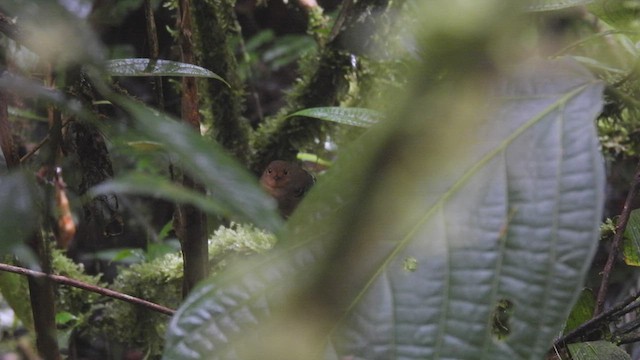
[2,0,104,65]
[588,0,640,41]
[109,97,282,232]
[0,172,38,251]
[528,0,594,11]
[163,57,605,359]
[91,172,229,217]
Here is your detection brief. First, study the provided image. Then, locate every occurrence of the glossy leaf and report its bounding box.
[91,172,230,217]
[568,341,631,360]
[163,58,604,360]
[287,107,383,127]
[105,58,230,86]
[110,97,283,233]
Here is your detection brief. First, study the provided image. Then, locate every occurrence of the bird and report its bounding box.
[260,160,314,218]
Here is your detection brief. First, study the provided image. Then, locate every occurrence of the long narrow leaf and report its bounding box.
[287,107,383,127]
[90,172,230,216]
[105,59,230,86]
[111,97,282,232]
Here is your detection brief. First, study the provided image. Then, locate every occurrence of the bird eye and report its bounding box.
[283,170,288,175]
[267,168,272,174]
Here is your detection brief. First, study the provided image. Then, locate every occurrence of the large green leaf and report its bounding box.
[110,97,283,233]
[163,58,604,359]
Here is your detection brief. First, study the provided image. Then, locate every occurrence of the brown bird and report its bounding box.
[260,160,314,218]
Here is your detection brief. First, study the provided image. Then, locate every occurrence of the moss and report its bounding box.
[192,0,251,163]
[248,0,406,174]
[98,223,276,356]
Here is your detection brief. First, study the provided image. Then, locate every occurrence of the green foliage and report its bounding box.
[101,223,275,357]
[528,0,595,11]
[564,289,596,334]
[568,341,632,360]
[623,209,640,266]
[193,0,251,162]
[110,96,283,232]
[163,54,605,359]
[51,248,104,316]
[0,269,32,331]
[2,0,640,358]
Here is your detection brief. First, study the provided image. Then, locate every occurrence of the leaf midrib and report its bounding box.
[327,82,594,356]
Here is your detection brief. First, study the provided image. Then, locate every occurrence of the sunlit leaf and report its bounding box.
[55,311,77,326]
[163,58,605,359]
[296,153,332,167]
[287,107,383,127]
[105,59,230,86]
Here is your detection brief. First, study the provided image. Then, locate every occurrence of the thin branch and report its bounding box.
[595,160,640,315]
[556,283,640,347]
[0,262,175,316]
